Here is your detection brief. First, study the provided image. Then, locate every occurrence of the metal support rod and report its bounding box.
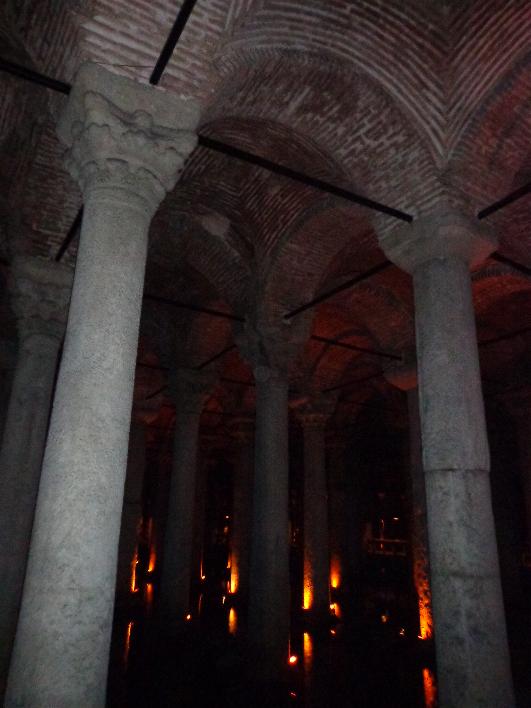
[0,57,71,94]
[479,325,531,348]
[478,183,531,220]
[311,334,400,361]
[322,370,383,393]
[195,344,236,370]
[198,136,414,222]
[54,208,83,262]
[490,252,531,276]
[143,292,243,321]
[285,261,393,319]
[150,0,200,85]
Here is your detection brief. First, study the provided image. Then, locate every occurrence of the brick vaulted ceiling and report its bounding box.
[1,0,530,439]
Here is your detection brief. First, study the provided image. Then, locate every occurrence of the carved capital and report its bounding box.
[9,256,73,342]
[170,367,216,415]
[58,62,200,211]
[296,393,336,429]
[236,313,310,381]
[379,211,497,275]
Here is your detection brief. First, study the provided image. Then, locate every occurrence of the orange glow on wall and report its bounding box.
[329,602,341,618]
[423,667,437,707]
[130,547,139,593]
[145,582,154,614]
[330,556,341,589]
[148,546,156,574]
[124,621,134,665]
[228,607,238,635]
[303,632,313,672]
[303,558,313,609]
[289,655,298,665]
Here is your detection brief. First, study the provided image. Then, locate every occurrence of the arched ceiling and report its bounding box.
[1,0,531,444]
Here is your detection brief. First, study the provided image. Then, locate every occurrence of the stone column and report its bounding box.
[379,211,514,707]
[114,421,146,606]
[298,406,331,619]
[0,257,71,698]
[505,392,531,553]
[6,62,199,708]
[229,418,254,604]
[386,363,433,641]
[159,369,213,626]
[236,316,308,678]
[327,435,349,600]
[0,338,16,442]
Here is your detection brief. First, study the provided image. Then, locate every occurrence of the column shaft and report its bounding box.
[6,61,199,707]
[406,387,433,640]
[115,422,145,604]
[0,335,61,692]
[160,409,202,623]
[231,439,254,602]
[328,441,349,598]
[414,256,513,707]
[302,423,330,617]
[249,372,290,669]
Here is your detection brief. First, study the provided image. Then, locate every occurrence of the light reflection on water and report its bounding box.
[423,667,437,707]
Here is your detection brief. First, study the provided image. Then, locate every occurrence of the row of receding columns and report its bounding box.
[0,61,519,707]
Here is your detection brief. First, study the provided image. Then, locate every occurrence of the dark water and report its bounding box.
[107,591,437,708]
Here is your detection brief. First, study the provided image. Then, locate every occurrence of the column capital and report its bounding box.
[236,315,310,382]
[57,62,200,212]
[9,256,73,342]
[170,367,216,415]
[379,211,497,275]
[296,393,336,429]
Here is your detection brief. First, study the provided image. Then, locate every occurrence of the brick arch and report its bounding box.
[212,0,446,160]
[448,53,531,210]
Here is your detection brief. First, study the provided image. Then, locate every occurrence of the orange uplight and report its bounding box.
[145,582,154,614]
[330,629,336,635]
[381,613,388,624]
[228,607,237,635]
[185,613,192,621]
[423,667,437,708]
[330,556,341,590]
[418,599,434,640]
[130,548,139,593]
[289,655,298,666]
[303,632,313,672]
[148,547,156,574]
[124,621,134,665]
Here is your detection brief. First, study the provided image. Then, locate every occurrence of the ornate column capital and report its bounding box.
[235,314,310,383]
[379,211,497,275]
[57,62,200,212]
[9,256,73,342]
[296,393,336,430]
[169,367,216,415]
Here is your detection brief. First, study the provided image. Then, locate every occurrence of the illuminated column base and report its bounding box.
[380,212,514,707]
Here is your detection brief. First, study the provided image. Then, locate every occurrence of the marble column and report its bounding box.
[0,257,72,698]
[386,363,433,640]
[379,211,514,707]
[6,62,199,708]
[507,393,531,553]
[250,364,290,668]
[236,314,309,676]
[0,338,16,442]
[114,421,146,606]
[327,435,349,599]
[159,369,213,626]
[229,418,254,604]
[299,408,331,619]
